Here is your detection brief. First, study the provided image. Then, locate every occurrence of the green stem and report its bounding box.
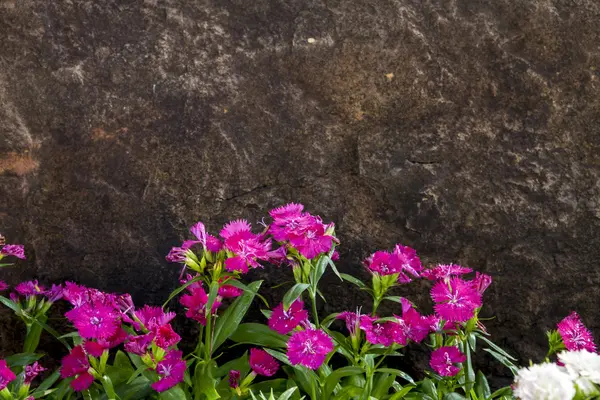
[204,314,213,360]
[372,296,382,316]
[310,292,320,328]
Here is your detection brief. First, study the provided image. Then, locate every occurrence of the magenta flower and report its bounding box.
[430,346,466,377]
[268,300,308,334]
[151,350,186,392]
[155,324,181,349]
[125,333,154,355]
[286,215,334,259]
[396,302,431,344]
[1,244,25,259]
[96,327,128,351]
[557,312,597,352]
[229,370,240,388]
[0,281,7,291]
[269,203,306,242]
[84,341,106,357]
[392,244,423,283]
[220,219,254,247]
[24,362,46,384]
[65,303,121,340]
[249,348,279,377]
[134,305,176,332]
[337,310,363,335]
[63,282,90,307]
[359,315,400,346]
[166,246,188,263]
[471,272,493,295]
[190,221,207,246]
[206,235,223,252]
[180,285,221,325]
[15,280,45,297]
[0,360,16,391]
[287,329,334,370]
[61,346,93,391]
[365,245,422,282]
[431,277,482,322]
[72,372,94,392]
[218,281,243,298]
[421,264,473,281]
[44,284,64,303]
[366,251,401,275]
[224,237,272,273]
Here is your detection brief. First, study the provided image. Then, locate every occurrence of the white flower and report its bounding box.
[558,350,600,394]
[513,362,576,400]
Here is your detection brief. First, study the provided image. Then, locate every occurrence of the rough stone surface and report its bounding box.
[2,0,600,381]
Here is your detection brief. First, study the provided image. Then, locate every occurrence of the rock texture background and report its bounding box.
[1,0,600,381]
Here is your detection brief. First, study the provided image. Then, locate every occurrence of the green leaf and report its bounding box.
[0,263,14,267]
[476,334,516,361]
[117,376,153,400]
[159,385,188,400]
[33,317,72,350]
[5,352,43,367]
[230,323,288,348]
[322,367,364,400]
[249,379,288,396]
[58,332,81,339]
[162,275,204,308]
[0,295,21,313]
[283,283,310,309]
[113,350,133,370]
[212,280,262,350]
[382,296,403,304]
[282,365,319,400]
[490,387,513,399]
[421,378,437,399]
[125,364,149,385]
[388,385,416,400]
[31,370,60,396]
[101,375,119,400]
[278,387,300,400]
[339,274,366,289]
[371,372,396,400]
[331,385,363,400]
[225,279,269,307]
[464,344,475,394]
[214,352,250,378]
[443,394,467,400]
[193,361,219,400]
[205,281,220,318]
[468,333,476,352]
[375,368,414,384]
[475,371,491,399]
[482,349,519,375]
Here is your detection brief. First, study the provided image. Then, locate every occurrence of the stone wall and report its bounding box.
[1,0,600,376]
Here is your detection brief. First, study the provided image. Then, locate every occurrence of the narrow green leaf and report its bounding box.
[482,349,519,375]
[383,296,403,304]
[475,371,491,399]
[375,368,414,384]
[322,367,364,400]
[225,279,269,307]
[159,385,188,400]
[490,387,513,399]
[33,317,72,350]
[162,275,204,308]
[101,375,119,400]
[205,282,220,318]
[421,378,437,399]
[339,274,366,289]
[0,295,21,313]
[212,280,262,350]
[476,334,516,361]
[230,323,288,348]
[388,385,415,400]
[283,283,310,310]
[5,352,43,367]
[443,394,467,400]
[214,352,250,378]
[126,365,149,384]
[371,373,395,400]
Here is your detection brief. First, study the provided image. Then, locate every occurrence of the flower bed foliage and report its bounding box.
[0,205,598,400]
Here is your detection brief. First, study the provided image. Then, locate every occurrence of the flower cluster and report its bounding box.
[513,350,600,400]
